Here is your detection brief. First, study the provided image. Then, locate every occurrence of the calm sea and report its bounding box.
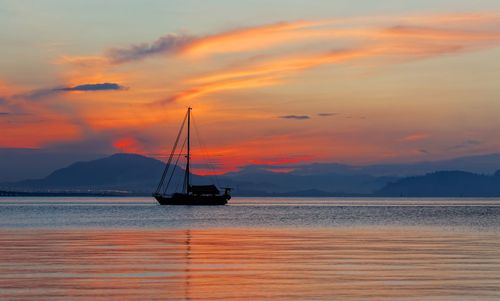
[0,197,499,300]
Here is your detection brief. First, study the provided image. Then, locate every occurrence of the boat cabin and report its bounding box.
[189,185,220,196]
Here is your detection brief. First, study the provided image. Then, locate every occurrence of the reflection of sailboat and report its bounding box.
[153,107,231,205]
[183,230,192,301]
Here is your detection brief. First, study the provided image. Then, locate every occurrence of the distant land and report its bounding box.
[376,171,500,197]
[3,149,500,182]
[2,153,500,197]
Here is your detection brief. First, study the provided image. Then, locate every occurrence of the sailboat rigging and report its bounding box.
[153,107,231,205]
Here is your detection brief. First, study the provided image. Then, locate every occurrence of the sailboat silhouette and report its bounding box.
[153,107,231,205]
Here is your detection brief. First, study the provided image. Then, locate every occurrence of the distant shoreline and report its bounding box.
[0,190,363,197]
[0,190,134,197]
[3,190,500,198]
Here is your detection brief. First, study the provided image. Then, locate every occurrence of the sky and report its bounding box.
[1,0,500,173]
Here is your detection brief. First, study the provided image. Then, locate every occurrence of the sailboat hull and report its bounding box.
[154,193,230,206]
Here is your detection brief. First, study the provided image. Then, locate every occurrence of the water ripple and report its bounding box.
[0,228,499,300]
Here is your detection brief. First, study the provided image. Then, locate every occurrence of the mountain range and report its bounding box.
[1,152,500,196]
[376,170,500,197]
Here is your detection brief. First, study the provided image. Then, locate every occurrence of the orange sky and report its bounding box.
[1,2,500,173]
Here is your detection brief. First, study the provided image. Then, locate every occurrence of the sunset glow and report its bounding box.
[1,1,500,173]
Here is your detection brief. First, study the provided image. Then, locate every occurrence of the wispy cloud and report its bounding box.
[124,21,322,60]
[179,20,330,57]
[317,112,336,117]
[382,25,500,40]
[279,115,310,120]
[152,13,500,104]
[106,33,196,64]
[62,21,328,66]
[449,139,481,150]
[12,83,125,100]
[155,48,369,104]
[59,12,500,67]
[58,83,124,92]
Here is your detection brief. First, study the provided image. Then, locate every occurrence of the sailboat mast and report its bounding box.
[186,107,191,194]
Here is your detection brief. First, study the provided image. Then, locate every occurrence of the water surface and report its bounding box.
[0,197,499,300]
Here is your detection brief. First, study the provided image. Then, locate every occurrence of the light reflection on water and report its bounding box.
[1,228,499,300]
[0,198,499,300]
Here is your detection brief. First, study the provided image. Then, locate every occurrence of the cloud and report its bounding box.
[101,21,327,64]
[189,48,369,84]
[106,33,196,64]
[58,83,124,92]
[317,112,336,117]
[383,25,500,41]
[156,48,368,104]
[57,12,500,106]
[449,139,481,150]
[60,20,325,66]
[13,82,125,100]
[160,74,282,104]
[136,14,500,58]
[180,20,330,57]
[159,14,500,104]
[279,115,310,120]
[0,112,9,116]
[59,12,500,69]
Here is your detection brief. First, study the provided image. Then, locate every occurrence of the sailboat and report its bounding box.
[153,107,231,205]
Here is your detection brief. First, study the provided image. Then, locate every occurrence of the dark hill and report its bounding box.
[1,153,396,196]
[219,170,395,195]
[5,153,500,197]
[6,154,181,194]
[376,170,500,197]
[38,153,163,186]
